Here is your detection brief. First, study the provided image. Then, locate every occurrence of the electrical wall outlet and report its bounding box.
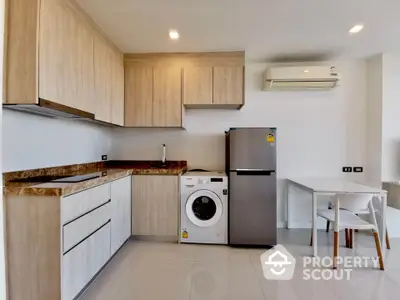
[342,167,352,172]
[101,155,108,161]
[353,167,363,173]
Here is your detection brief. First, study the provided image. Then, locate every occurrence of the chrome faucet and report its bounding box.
[161,144,166,164]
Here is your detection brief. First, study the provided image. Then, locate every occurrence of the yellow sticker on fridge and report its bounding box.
[267,134,275,143]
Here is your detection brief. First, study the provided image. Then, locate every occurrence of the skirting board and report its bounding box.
[132,235,178,243]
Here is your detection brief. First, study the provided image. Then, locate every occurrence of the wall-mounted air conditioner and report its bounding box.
[263,65,340,90]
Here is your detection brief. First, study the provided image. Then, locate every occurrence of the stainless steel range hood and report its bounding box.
[3,98,95,119]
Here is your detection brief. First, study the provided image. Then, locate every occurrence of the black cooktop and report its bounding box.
[52,174,100,183]
[10,175,67,183]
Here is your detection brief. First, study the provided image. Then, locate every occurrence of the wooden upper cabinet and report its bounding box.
[94,35,113,123]
[183,66,213,105]
[180,52,244,108]
[153,67,183,127]
[111,51,125,126]
[125,66,154,127]
[124,64,183,128]
[5,0,40,104]
[94,35,124,125]
[39,0,94,112]
[5,0,124,126]
[76,20,95,114]
[213,66,244,106]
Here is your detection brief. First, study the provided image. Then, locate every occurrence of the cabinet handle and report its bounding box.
[63,219,111,255]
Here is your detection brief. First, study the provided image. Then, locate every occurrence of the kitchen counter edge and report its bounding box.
[4,167,187,197]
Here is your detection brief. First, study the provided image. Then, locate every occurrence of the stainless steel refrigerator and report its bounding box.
[226,127,277,246]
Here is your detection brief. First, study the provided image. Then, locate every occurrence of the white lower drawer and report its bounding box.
[63,202,110,253]
[62,183,110,224]
[62,221,111,300]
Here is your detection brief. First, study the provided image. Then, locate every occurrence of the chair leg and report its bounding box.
[386,229,391,250]
[373,231,385,270]
[333,231,339,269]
[326,220,330,232]
[345,229,349,248]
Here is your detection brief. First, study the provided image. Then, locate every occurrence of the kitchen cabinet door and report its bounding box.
[125,66,154,127]
[111,50,125,126]
[132,175,179,237]
[39,0,94,112]
[62,222,111,300]
[213,66,244,105]
[110,176,132,255]
[183,66,213,105]
[94,35,113,123]
[153,66,183,127]
[74,15,95,113]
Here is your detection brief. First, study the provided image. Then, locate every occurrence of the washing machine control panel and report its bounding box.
[198,178,210,184]
[182,176,227,186]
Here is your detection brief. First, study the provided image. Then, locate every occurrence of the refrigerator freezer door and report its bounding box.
[229,128,276,171]
[229,172,277,246]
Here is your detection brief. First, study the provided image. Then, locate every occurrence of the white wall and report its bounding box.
[112,60,368,227]
[365,53,400,184]
[365,53,400,236]
[366,55,383,186]
[2,110,113,172]
[381,53,400,182]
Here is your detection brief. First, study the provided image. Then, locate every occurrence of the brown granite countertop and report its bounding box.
[3,160,187,197]
[3,168,132,197]
[104,160,187,175]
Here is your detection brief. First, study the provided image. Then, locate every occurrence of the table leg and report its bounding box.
[287,182,292,229]
[380,194,387,254]
[334,196,340,267]
[312,192,318,257]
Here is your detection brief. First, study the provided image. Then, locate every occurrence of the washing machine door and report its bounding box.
[186,190,223,227]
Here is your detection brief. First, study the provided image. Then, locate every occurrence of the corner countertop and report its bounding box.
[3,160,187,197]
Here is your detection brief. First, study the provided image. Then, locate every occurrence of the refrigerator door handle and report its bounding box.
[235,170,276,176]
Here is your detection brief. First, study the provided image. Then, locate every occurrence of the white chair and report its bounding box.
[310,193,385,270]
[326,196,390,249]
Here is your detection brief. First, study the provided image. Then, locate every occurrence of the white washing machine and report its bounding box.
[180,171,228,244]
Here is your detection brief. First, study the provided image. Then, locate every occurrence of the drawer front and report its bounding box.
[62,222,111,300]
[63,202,110,253]
[62,183,110,224]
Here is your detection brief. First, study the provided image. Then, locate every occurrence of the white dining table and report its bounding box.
[287,178,387,257]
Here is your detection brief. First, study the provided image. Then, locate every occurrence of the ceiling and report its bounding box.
[77,0,400,61]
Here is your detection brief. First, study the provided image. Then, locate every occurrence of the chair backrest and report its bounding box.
[336,194,373,212]
[372,195,383,217]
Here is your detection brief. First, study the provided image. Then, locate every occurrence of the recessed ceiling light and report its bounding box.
[304,70,309,73]
[169,30,179,40]
[349,24,364,34]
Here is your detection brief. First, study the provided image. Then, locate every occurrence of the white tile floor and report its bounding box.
[79,229,400,300]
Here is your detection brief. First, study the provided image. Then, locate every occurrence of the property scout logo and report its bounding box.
[260,244,380,281]
[261,244,296,280]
